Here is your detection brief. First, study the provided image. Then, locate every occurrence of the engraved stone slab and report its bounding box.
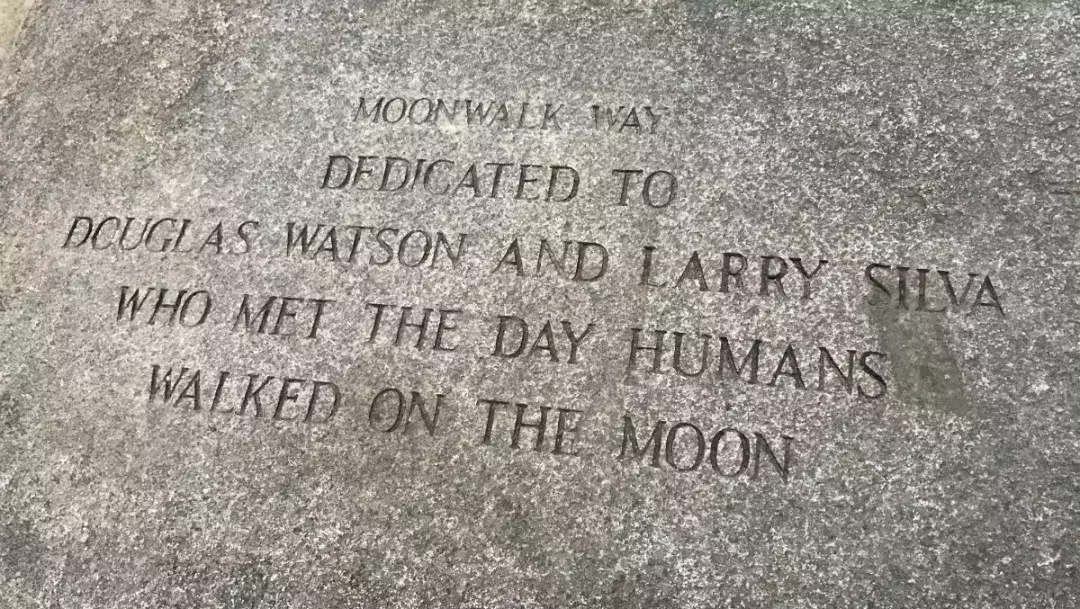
[0,2,1077,608]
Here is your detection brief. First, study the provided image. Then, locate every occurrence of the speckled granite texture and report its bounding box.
[0,1,1077,607]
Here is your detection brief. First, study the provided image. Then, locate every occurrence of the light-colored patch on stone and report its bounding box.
[0,0,34,65]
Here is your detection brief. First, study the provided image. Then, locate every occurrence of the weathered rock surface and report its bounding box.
[0,2,1076,607]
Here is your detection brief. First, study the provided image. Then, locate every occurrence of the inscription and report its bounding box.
[285,223,467,268]
[321,155,580,201]
[57,89,1017,488]
[492,238,608,281]
[148,364,340,423]
[363,303,462,352]
[491,316,595,365]
[368,387,443,436]
[233,294,333,340]
[865,263,1005,316]
[117,286,212,327]
[351,95,669,134]
[626,329,888,399]
[64,216,257,255]
[619,415,792,480]
[479,398,584,456]
[592,105,664,133]
[141,363,799,484]
[640,247,827,298]
[354,96,563,130]
[612,169,678,208]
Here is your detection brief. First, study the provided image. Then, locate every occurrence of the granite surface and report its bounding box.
[0,1,1077,607]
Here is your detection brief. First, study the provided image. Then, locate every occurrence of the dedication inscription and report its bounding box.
[0,2,1077,608]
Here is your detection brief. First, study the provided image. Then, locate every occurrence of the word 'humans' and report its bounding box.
[627,329,889,400]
